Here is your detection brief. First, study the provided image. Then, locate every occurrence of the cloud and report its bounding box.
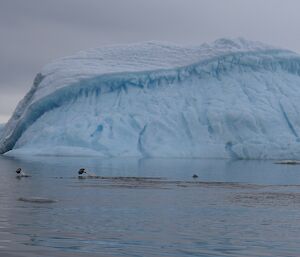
[0,90,24,123]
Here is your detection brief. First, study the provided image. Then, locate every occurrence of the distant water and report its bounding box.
[1,156,300,256]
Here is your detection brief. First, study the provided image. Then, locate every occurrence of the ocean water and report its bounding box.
[1,155,300,256]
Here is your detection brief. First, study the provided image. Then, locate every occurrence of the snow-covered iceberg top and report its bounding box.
[12,38,278,105]
[1,38,300,159]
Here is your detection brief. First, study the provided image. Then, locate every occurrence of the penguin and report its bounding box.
[78,168,86,175]
[77,168,98,178]
[16,168,22,174]
[15,168,30,178]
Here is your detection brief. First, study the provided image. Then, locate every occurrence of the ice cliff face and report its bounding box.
[1,38,300,159]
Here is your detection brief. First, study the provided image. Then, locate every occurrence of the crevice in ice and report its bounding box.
[181,113,194,143]
[279,102,299,138]
[138,124,148,157]
[90,124,103,138]
[225,142,240,159]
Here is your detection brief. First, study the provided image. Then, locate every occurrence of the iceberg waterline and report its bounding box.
[1,38,300,159]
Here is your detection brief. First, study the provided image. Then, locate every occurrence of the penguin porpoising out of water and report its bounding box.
[77,168,98,178]
[15,168,30,177]
[78,168,87,175]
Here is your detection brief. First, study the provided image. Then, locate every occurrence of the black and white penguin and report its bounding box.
[78,168,86,175]
[15,168,30,177]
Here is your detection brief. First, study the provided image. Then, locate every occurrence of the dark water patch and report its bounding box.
[16,175,31,179]
[18,197,57,204]
[76,176,164,180]
[71,178,265,190]
[231,191,300,207]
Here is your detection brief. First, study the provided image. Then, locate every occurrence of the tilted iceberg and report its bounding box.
[1,38,300,159]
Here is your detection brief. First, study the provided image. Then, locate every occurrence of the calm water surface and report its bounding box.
[1,156,300,256]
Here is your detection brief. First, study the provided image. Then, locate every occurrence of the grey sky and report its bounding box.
[1,0,300,123]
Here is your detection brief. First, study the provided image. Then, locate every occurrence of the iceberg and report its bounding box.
[1,38,300,159]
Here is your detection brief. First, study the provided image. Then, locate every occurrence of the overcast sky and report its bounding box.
[0,0,300,123]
